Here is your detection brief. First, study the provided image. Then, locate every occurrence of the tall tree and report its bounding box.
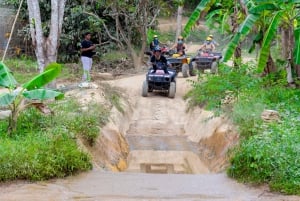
[85,0,162,69]
[27,0,66,72]
[182,0,246,66]
[174,0,184,42]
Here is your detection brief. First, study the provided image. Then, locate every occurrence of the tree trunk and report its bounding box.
[231,2,241,67]
[112,0,150,69]
[175,5,183,43]
[8,106,17,135]
[27,0,66,73]
[295,64,300,78]
[281,28,289,58]
[282,24,294,84]
[263,54,276,75]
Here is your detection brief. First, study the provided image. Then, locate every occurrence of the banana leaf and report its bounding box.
[223,33,241,62]
[221,12,230,34]
[223,14,259,62]
[242,0,255,10]
[23,62,62,90]
[205,9,222,22]
[248,31,263,53]
[182,0,211,38]
[252,0,274,3]
[0,62,18,89]
[294,27,300,64]
[249,3,278,14]
[257,11,283,73]
[0,92,16,106]
[23,89,64,100]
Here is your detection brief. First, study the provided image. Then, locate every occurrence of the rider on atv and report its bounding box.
[171,36,187,56]
[150,35,162,51]
[150,46,171,74]
[199,36,216,54]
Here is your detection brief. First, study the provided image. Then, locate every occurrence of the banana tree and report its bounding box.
[182,0,244,63]
[223,0,300,82]
[182,0,212,39]
[0,62,64,134]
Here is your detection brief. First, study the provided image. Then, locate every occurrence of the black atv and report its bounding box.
[142,64,177,98]
[190,51,222,74]
[166,49,195,78]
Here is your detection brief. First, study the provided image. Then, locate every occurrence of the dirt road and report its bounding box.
[0,73,299,201]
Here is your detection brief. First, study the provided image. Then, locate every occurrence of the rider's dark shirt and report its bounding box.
[150,55,169,73]
[150,55,168,66]
[177,43,184,52]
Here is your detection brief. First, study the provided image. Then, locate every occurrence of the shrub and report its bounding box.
[0,98,110,181]
[186,62,300,195]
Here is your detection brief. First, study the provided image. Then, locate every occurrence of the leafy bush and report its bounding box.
[184,64,258,111]
[186,63,300,195]
[0,134,92,181]
[228,111,300,194]
[0,98,110,181]
[0,62,64,134]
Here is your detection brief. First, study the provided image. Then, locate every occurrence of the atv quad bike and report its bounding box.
[190,51,222,74]
[142,64,177,98]
[166,50,195,78]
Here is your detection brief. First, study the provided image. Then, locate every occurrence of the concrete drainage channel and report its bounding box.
[99,80,239,175]
[106,102,240,175]
[125,135,210,174]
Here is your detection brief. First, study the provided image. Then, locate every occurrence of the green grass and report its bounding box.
[100,50,128,62]
[0,134,91,181]
[102,83,125,113]
[3,58,80,83]
[185,63,300,195]
[0,97,110,181]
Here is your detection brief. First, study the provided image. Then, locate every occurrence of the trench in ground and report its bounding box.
[97,79,238,175]
[119,117,235,174]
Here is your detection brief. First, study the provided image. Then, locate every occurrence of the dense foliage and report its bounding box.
[185,64,300,195]
[0,98,109,181]
[3,0,180,63]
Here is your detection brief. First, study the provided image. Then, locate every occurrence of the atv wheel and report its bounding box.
[189,63,196,76]
[142,80,148,97]
[211,61,218,74]
[182,64,189,78]
[168,82,176,98]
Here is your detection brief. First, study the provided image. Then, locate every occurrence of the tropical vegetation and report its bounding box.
[182,0,300,195]
[0,62,63,134]
[1,0,300,196]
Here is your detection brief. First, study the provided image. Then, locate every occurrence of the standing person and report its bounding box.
[150,46,170,74]
[80,32,96,83]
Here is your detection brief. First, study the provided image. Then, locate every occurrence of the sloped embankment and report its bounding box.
[81,74,239,174]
